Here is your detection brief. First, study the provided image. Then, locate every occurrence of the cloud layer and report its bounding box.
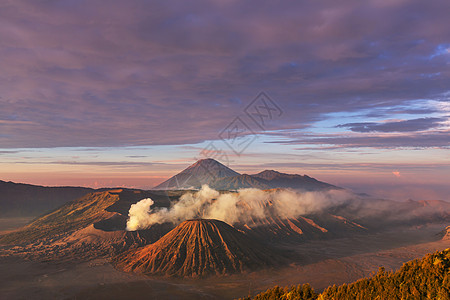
[0,0,449,149]
[336,117,445,133]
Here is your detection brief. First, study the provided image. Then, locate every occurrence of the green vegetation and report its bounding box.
[241,248,450,300]
[243,284,317,300]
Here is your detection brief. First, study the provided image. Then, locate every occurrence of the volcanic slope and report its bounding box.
[440,226,450,240]
[0,189,176,248]
[114,219,284,277]
[236,213,367,243]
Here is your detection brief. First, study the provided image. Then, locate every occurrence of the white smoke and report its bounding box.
[126,198,155,231]
[126,185,354,231]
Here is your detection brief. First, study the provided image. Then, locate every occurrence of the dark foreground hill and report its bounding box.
[243,248,450,299]
[0,180,97,217]
[114,219,284,277]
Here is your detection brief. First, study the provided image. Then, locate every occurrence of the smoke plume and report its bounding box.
[126,185,354,231]
[126,198,155,231]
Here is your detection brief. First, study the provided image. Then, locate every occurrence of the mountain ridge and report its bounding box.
[0,180,101,217]
[153,159,338,191]
[252,169,338,190]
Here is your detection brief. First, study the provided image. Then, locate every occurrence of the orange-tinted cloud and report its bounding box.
[392,171,401,177]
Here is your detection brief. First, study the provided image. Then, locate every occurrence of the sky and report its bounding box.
[0,0,449,201]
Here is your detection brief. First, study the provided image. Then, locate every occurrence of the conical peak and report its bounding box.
[175,218,231,233]
[152,159,240,190]
[178,159,240,178]
[114,217,283,277]
[183,218,219,223]
[186,158,232,170]
[192,158,220,165]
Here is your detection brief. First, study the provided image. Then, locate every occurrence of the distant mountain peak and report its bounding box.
[190,158,220,165]
[153,159,338,191]
[153,158,240,190]
[180,158,233,173]
[187,158,217,167]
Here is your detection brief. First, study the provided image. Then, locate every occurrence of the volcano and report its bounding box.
[152,159,339,191]
[153,159,240,190]
[0,189,176,250]
[114,219,283,277]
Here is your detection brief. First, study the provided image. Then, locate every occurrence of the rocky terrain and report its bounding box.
[1,223,448,300]
[1,178,449,267]
[0,190,373,262]
[0,159,449,283]
[114,219,284,277]
[236,213,367,243]
[0,189,176,260]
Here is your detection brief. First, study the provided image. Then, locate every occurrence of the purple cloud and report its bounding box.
[336,117,445,133]
[0,0,449,148]
[280,131,450,149]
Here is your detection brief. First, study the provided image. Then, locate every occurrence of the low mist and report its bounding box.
[126,185,354,231]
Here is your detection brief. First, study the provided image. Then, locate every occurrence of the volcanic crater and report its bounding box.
[114,219,285,277]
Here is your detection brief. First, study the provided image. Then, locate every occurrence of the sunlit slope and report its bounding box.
[0,189,173,245]
[115,219,285,277]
